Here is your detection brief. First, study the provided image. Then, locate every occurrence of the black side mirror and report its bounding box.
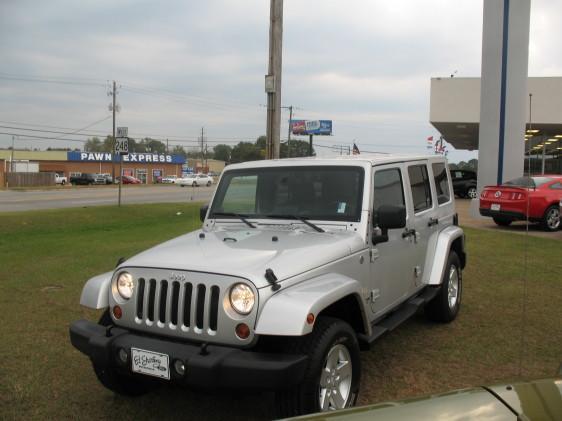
[372,205,406,245]
[200,205,209,222]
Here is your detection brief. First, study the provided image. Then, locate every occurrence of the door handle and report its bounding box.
[428,217,439,227]
[402,228,416,239]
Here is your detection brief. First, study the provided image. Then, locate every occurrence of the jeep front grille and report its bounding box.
[135,278,220,333]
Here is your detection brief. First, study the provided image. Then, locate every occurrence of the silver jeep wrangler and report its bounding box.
[70,154,465,417]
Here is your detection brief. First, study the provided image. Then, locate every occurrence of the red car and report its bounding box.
[116,175,142,184]
[479,175,562,231]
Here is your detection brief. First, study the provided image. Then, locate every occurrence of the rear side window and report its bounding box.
[432,163,451,205]
[408,164,433,213]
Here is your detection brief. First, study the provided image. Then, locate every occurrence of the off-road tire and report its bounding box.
[425,251,462,323]
[274,317,361,418]
[493,216,512,226]
[92,311,153,397]
[541,205,560,232]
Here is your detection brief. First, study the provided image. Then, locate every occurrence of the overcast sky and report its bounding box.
[1,0,561,163]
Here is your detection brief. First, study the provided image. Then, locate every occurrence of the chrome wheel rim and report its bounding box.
[546,208,560,230]
[467,187,478,199]
[319,344,352,411]
[448,266,459,309]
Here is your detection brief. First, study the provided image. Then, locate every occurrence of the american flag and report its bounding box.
[352,143,360,155]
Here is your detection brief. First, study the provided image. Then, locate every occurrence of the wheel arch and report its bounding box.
[80,271,113,309]
[425,226,465,286]
[255,274,370,337]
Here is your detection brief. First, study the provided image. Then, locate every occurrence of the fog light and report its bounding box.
[174,360,186,376]
[118,348,128,364]
[112,305,122,319]
[235,323,250,339]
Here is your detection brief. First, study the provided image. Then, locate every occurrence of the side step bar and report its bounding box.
[357,286,439,349]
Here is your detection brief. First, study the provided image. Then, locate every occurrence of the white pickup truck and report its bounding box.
[55,174,67,185]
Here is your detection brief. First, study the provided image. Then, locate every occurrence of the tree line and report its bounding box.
[83,135,315,164]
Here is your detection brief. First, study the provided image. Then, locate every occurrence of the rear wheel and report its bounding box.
[466,186,478,199]
[493,216,512,226]
[92,311,154,397]
[61,180,66,185]
[425,251,462,323]
[206,181,211,187]
[192,181,197,187]
[274,317,360,418]
[541,205,560,231]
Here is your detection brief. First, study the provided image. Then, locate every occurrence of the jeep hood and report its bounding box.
[121,227,364,288]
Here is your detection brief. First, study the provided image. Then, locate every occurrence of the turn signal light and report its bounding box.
[112,305,122,319]
[306,313,315,325]
[235,323,250,339]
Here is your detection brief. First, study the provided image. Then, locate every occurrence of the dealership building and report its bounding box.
[0,150,225,186]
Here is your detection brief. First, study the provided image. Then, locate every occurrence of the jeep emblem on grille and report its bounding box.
[170,273,186,282]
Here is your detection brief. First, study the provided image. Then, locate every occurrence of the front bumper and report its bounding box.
[69,319,307,390]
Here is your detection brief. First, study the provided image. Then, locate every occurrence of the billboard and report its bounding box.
[291,120,332,136]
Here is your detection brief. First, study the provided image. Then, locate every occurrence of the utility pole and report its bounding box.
[166,138,169,154]
[111,80,116,183]
[200,127,205,172]
[10,135,15,172]
[265,0,283,159]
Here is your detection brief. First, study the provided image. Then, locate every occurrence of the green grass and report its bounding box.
[0,206,561,420]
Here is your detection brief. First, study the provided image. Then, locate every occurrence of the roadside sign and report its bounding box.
[115,137,129,155]
[116,127,128,138]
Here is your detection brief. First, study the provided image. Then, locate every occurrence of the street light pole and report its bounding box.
[10,135,15,172]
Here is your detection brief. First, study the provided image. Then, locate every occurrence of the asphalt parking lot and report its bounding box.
[0,184,215,212]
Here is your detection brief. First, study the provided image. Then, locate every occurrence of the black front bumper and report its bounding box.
[69,319,308,390]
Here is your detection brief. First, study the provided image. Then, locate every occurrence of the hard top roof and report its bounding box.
[226,153,447,170]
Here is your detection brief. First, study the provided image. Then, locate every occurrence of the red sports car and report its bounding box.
[116,175,142,184]
[479,175,562,231]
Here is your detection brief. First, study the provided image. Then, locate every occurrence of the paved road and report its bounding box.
[0,185,214,212]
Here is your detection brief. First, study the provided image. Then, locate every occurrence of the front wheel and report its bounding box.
[274,317,361,418]
[425,251,462,323]
[61,180,66,185]
[192,181,197,187]
[541,205,561,231]
[206,181,211,187]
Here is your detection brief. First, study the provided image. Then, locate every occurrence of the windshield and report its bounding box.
[504,176,553,188]
[209,166,365,222]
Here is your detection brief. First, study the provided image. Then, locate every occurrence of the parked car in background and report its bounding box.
[161,175,178,184]
[480,175,562,231]
[451,169,477,198]
[54,174,67,185]
[70,173,98,185]
[178,173,213,187]
[116,175,142,184]
[101,173,113,185]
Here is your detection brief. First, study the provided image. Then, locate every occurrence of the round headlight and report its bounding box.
[229,283,255,315]
[116,272,134,300]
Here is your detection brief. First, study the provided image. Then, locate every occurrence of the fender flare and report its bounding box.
[79,271,113,309]
[255,273,369,336]
[425,226,465,286]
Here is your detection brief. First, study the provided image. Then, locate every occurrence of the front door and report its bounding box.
[369,164,420,316]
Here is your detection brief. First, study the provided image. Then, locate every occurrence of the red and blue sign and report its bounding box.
[291,120,332,136]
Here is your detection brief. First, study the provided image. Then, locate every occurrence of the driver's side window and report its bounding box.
[373,168,405,226]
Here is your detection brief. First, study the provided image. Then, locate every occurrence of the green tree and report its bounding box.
[230,142,262,163]
[213,144,232,162]
[137,138,166,154]
[84,137,104,152]
[171,145,187,158]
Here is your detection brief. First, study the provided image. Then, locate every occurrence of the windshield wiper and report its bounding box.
[211,212,256,228]
[264,214,325,233]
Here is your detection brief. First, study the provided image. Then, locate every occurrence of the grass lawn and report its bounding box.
[0,204,561,420]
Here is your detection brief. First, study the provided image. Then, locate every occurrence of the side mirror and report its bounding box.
[200,205,209,222]
[372,205,406,245]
